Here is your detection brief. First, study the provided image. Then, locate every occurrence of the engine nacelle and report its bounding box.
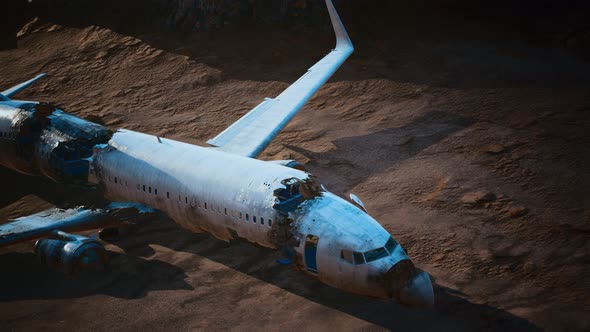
[34,231,108,274]
[267,159,306,171]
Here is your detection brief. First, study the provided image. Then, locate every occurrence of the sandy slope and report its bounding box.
[0,15,589,331]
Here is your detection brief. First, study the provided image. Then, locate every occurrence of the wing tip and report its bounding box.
[325,0,354,52]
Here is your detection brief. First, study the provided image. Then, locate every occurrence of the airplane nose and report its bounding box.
[384,260,434,307]
[398,269,434,307]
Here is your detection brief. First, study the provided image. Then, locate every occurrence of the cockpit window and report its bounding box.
[342,238,400,265]
[340,249,354,264]
[364,247,388,263]
[353,252,365,265]
[385,237,398,254]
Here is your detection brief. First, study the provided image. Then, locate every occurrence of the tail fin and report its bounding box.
[2,73,47,99]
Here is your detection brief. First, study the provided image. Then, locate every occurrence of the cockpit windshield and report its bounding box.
[364,247,388,263]
[341,236,399,265]
[385,237,397,254]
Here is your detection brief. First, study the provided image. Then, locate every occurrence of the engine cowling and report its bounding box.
[34,231,108,274]
[267,159,306,171]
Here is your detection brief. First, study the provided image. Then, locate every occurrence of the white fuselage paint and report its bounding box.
[90,129,307,248]
[90,129,412,298]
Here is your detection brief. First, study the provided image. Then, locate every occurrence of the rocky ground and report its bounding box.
[0,4,589,331]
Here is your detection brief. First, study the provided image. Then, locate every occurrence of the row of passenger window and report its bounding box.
[106,175,273,228]
[340,237,398,265]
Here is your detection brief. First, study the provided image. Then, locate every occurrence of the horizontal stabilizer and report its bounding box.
[2,73,47,99]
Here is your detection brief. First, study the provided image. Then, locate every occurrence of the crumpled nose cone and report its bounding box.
[398,270,434,307]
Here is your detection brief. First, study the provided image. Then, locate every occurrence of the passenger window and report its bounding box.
[143,185,146,192]
[114,177,118,184]
[149,186,152,193]
[224,208,227,215]
[268,219,272,227]
[204,202,208,209]
[155,189,158,195]
[185,197,188,204]
[253,216,256,224]
[246,214,249,221]
[167,192,170,199]
[261,217,264,225]
[340,250,354,264]
[353,252,365,265]
[239,212,242,219]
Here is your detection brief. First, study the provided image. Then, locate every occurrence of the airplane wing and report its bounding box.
[1,73,47,99]
[0,202,157,247]
[206,0,353,158]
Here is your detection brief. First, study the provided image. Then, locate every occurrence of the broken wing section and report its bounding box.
[206,0,353,158]
[0,202,157,247]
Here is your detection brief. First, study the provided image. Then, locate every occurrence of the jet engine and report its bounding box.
[34,231,108,274]
[268,159,306,171]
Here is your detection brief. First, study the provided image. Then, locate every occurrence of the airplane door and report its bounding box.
[304,234,319,273]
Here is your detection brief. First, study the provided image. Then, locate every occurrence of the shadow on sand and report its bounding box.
[288,110,473,194]
[0,215,539,331]
[0,250,193,300]
[21,0,590,89]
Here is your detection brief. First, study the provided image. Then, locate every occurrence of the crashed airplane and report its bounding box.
[0,0,434,307]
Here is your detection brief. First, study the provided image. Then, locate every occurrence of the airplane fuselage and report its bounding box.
[0,102,433,303]
[91,129,409,297]
[91,129,305,249]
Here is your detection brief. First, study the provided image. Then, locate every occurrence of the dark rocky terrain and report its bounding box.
[0,1,589,331]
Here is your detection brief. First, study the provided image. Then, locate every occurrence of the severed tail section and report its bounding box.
[207,0,353,158]
[1,73,47,100]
